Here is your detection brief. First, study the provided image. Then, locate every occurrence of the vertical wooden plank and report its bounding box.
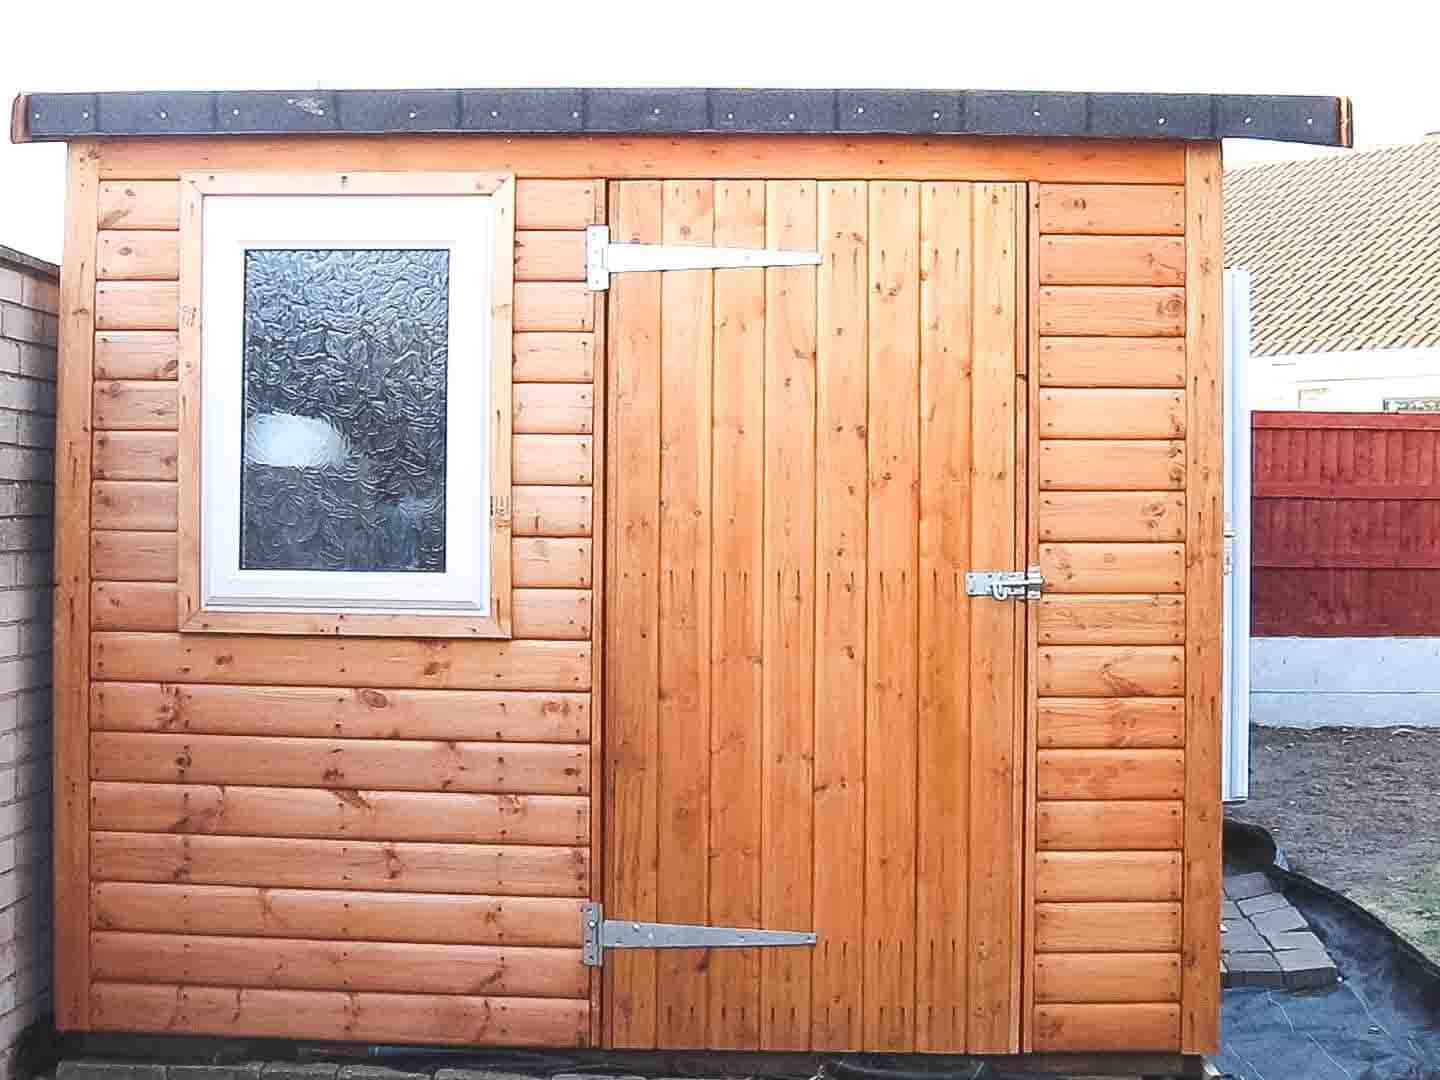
[915,181,973,1052]
[1021,182,1043,1053]
[760,180,817,1050]
[656,180,714,1048]
[967,183,1022,1053]
[604,180,663,1048]
[488,178,517,637]
[1182,143,1224,1055]
[54,141,99,1030]
[175,176,202,629]
[863,181,920,1052]
[1013,185,1036,1048]
[812,180,868,1050]
[588,181,607,1050]
[1010,186,1032,1055]
[708,180,766,1050]
[1011,194,1032,1055]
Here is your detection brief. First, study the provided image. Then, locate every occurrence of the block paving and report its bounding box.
[1222,870,1339,990]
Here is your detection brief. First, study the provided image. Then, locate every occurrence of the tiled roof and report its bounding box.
[1225,140,1440,356]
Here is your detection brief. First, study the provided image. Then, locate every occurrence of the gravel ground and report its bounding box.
[1227,724,1440,960]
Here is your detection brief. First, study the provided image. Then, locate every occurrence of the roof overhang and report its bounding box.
[10,88,1353,146]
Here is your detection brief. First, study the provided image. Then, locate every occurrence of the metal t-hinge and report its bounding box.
[965,566,1044,601]
[581,902,817,967]
[585,225,822,290]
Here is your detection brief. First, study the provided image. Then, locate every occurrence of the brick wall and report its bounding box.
[0,246,57,1079]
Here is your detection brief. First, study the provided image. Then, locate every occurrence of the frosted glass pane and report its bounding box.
[239,249,449,572]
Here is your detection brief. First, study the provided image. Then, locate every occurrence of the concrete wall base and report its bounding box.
[1252,637,1440,728]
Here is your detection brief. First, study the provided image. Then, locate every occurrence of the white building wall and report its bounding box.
[0,250,55,1079]
[1252,346,1440,411]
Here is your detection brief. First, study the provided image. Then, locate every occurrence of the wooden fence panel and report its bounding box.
[1253,412,1440,635]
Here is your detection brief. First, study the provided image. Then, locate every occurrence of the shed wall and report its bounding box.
[49,135,1222,1057]
[60,146,603,1045]
[1025,149,1221,1054]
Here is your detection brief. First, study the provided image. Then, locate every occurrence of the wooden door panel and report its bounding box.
[707,179,768,1049]
[811,180,869,1050]
[603,180,662,1048]
[604,179,1025,1052]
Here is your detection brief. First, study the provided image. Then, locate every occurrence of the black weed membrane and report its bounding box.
[1219,821,1440,1080]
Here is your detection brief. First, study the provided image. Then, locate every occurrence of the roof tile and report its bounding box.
[1226,141,1440,355]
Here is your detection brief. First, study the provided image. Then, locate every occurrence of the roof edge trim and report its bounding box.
[10,88,1353,147]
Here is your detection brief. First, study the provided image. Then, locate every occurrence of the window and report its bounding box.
[177,173,515,636]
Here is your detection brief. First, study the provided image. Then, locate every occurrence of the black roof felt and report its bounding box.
[12,88,1351,145]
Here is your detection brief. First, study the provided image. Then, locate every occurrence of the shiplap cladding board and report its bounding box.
[1028,182,1189,1052]
[72,158,602,1047]
[0,253,58,1078]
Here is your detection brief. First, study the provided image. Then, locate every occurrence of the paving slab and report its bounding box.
[1226,950,1287,988]
[1266,929,1326,952]
[59,1066,167,1080]
[1225,871,1275,900]
[1221,925,1270,953]
[263,1067,340,1080]
[1238,891,1291,917]
[337,1068,428,1080]
[171,1067,263,1080]
[1276,946,1340,989]
[1252,904,1309,937]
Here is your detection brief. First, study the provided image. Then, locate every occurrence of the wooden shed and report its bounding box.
[13,86,1349,1068]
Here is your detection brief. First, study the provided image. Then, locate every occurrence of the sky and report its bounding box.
[2,0,1431,265]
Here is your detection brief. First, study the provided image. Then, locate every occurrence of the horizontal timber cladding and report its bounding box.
[88,733,589,793]
[86,136,1188,184]
[90,782,590,844]
[90,984,590,1046]
[90,883,586,945]
[55,156,605,1043]
[1033,953,1181,1005]
[1024,170,1215,1055]
[92,580,591,637]
[91,832,589,895]
[89,683,590,740]
[91,934,588,996]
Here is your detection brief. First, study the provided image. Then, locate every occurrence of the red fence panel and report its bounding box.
[1253,411,1440,636]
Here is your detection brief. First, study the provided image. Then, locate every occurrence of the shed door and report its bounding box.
[603,179,1026,1053]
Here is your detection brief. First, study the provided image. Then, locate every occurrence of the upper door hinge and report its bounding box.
[585,225,822,290]
[581,902,817,967]
[965,566,1044,601]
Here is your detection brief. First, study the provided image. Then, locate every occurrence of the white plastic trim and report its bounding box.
[200,193,497,615]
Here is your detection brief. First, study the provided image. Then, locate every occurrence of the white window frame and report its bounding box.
[176,172,515,637]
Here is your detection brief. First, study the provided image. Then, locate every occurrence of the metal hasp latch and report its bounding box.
[581,902,817,967]
[585,225,822,290]
[965,566,1044,601]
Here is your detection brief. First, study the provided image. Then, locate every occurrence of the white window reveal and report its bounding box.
[180,175,515,636]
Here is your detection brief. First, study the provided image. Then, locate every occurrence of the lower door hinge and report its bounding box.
[965,566,1044,601]
[581,902,817,967]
